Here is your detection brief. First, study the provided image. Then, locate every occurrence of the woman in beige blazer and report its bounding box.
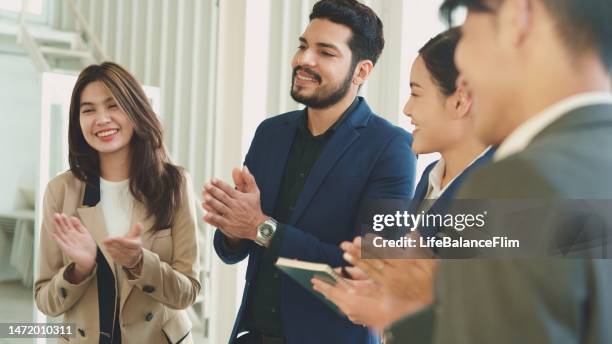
[34,62,201,344]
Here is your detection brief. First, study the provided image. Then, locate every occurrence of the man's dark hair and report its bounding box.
[310,0,385,65]
[440,0,498,21]
[419,27,462,96]
[440,0,612,70]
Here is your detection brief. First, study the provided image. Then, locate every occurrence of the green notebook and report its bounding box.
[275,257,345,313]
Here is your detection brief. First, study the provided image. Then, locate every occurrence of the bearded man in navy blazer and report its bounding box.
[202,0,416,343]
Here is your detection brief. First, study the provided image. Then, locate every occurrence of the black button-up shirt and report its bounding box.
[244,98,360,337]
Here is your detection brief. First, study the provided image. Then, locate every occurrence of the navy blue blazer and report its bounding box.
[414,147,496,239]
[213,98,417,344]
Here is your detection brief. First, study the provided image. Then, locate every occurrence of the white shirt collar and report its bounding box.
[494,92,612,162]
[425,146,493,201]
[426,158,446,200]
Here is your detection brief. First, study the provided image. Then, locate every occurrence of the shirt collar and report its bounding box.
[494,92,612,162]
[426,146,494,200]
[299,97,360,138]
[426,158,446,200]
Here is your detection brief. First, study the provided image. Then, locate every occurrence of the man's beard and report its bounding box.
[290,64,355,109]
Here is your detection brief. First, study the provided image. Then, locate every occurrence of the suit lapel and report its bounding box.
[259,114,301,216]
[288,126,359,225]
[77,204,115,276]
[413,162,436,207]
[76,178,116,276]
[423,147,496,231]
[533,103,612,143]
[288,100,370,225]
[119,199,155,314]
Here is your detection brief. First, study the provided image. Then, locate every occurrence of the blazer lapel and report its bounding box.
[119,200,156,314]
[421,147,496,236]
[76,178,116,276]
[288,100,370,225]
[533,103,612,143]
[259,114,301,216]
[77,205,116,276]
[413,163,436,206]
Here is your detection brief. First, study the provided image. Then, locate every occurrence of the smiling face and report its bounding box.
[79,81,134,157]
[403,56,465,154]
[290,18,357,109]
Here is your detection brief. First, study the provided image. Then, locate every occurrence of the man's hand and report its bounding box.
[202,166,268,241]
[232,166,248,193]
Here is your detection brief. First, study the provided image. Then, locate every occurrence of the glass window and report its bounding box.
[0,0,44,15]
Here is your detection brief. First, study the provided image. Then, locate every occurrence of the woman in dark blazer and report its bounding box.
[312,27,494,334]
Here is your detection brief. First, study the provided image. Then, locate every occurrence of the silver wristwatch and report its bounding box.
[255,218,278,247]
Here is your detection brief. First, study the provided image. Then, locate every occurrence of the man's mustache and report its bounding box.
[293,67,322,83]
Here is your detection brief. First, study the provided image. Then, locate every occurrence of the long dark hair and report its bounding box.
[68,62,184,231]
[418,27,461,96]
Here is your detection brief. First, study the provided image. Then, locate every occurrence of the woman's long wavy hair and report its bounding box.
[68,62,183,231]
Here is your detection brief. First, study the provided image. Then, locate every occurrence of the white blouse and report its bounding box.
[99,178,134,238]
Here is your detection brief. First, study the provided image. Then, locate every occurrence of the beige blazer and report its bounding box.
[34,171,201,343]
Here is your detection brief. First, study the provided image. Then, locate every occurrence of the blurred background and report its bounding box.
[0,0,451,342]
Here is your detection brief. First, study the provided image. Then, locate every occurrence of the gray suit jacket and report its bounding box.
[387,104,612,344]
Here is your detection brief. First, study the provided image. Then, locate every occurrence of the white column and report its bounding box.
[361,0,412,124]
[400,0,446,179]
[397,0,446,128]
[208,0,271,342]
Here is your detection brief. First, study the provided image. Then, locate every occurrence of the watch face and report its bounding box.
[260,225,273,238]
